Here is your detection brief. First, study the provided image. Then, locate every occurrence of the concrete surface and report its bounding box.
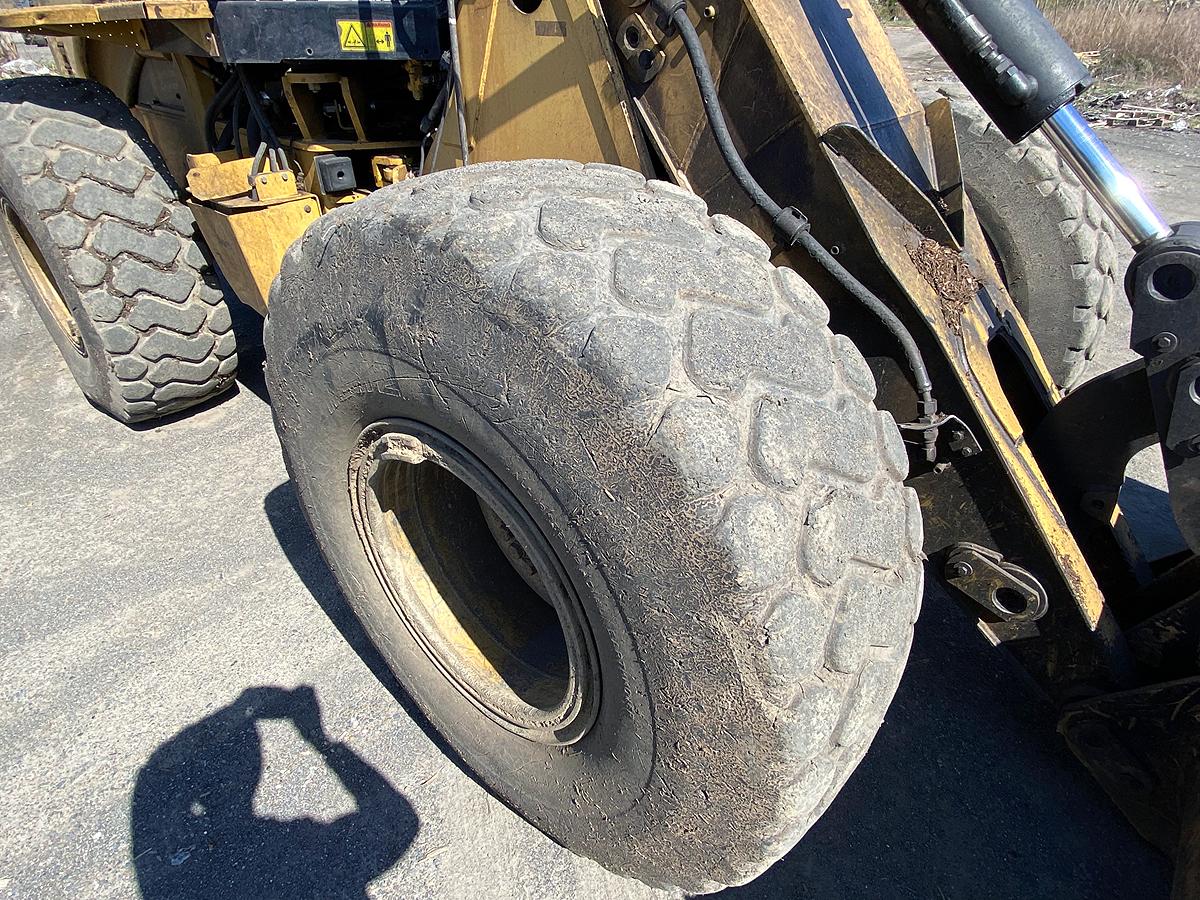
[0,35,1194,899]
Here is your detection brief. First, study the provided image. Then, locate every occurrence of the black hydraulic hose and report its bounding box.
[651,0,935,406]
[231,88,244,157]
[236,66,283,152]
[795,232,934,403]
[203,75,240,153]
[245,107,260,158]
[215,88,241,153]
[420,75,451,136]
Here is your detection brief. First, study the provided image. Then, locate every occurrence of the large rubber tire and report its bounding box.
[265,160,924,892]
[947,95,1120,391]
[0,76,237,423]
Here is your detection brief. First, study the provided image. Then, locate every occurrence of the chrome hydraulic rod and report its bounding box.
[1042,104,1172,248]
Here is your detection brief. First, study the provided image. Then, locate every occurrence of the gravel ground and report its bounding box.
[0,29,1193,900]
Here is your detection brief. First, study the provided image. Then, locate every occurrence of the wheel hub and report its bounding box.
[349,420,600,744]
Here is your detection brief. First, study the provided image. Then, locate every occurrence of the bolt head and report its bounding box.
[948,561,972,578]
[1152,332,1178,354]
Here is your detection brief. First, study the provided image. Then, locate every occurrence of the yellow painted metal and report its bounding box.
[282,73,370,143]
[0,1,209,30]
[430,0,647,171]
[170,54,219,155]
[50,37,88,78]
[35,20,151,51]
[190,196,319,314]
[167,18,219,56]
[186,153,257,202]
[79,39,142,103]
[250,169,300,202]
[0,1,216,61]
[134,103,192,184]
[371,155,410,188]
[185,153,318,312]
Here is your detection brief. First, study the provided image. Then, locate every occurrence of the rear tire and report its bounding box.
[945,93,1120,391]
[0,76,237,423]
[266,161,924,891]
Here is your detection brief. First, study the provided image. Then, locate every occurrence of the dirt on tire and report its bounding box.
[0,76,237,422]
[927,91,1120,391]
[265,159,925,892]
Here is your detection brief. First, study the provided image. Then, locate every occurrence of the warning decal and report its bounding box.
[337,19,395,52]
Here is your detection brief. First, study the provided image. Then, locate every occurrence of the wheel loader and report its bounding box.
[1,0,1197,892]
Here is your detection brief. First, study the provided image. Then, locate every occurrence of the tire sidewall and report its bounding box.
[273,341,672,858]
[0,166,110,405]
[266,164,922,890]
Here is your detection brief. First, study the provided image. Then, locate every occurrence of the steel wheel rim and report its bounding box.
[1,195,86,356]
[349,419,600,745]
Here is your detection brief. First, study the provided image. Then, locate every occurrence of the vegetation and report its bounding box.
[870,0,910,21]
[871,0,1198,89]
[1040,0,1200,87]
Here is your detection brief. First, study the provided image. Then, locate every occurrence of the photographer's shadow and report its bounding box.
[131,685,417,900]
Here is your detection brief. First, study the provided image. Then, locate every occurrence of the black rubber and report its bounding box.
[941,92,1119,391]
[265,160,925,892]
[0,76,237,422]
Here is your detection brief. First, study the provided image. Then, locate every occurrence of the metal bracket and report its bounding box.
[248,143,295,202]
[1165,359,1200,456]
[1060,677,1200,865]
[617,13,666,84]
[899,410,982,467]
[944,542,1049,641]
[1127,222,1200,551]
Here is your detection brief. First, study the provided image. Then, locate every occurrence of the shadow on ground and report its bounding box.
[130,685,417,900]
[229,295,270,406]
[257,482,1171,900]
[262,482,464,766]
[718,583,1171,900]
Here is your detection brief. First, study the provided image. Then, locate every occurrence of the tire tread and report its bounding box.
[0,76,236,421]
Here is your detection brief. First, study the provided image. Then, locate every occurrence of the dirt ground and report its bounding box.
[0,28,1192,900]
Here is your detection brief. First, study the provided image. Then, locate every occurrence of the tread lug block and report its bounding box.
[264,160,924,893]
[0,76,239,423]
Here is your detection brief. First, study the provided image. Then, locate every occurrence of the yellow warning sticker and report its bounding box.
[337,19,395,52]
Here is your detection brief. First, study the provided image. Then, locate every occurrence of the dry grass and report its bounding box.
[870,0,911,22]
[1041,0,1200,87]
[870,0,1200,89]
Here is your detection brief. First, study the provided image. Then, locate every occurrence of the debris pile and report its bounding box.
[1077,83,1200,130]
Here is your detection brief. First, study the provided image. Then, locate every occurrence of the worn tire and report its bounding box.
[265,160,924,892]
[944,94,1120,391]
[0,76,237,422]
